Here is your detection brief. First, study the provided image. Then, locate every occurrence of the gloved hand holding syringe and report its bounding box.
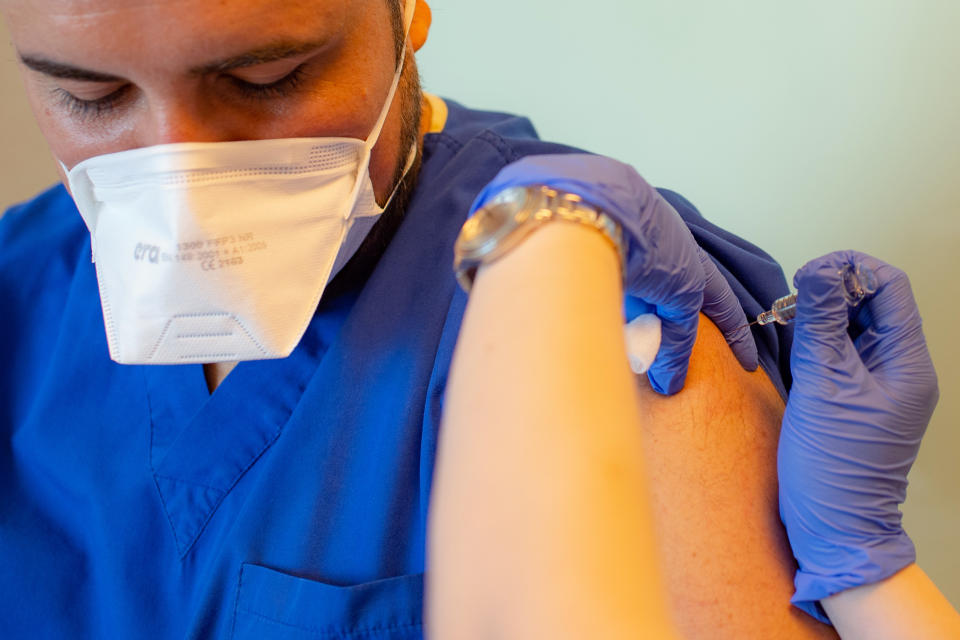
[750,261,880,327]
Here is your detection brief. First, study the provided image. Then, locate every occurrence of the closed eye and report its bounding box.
[226,52,315,86]
[53,84,132,118]
[226,63,309,100]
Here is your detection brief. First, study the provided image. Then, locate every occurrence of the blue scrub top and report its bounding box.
[0,100,793,639]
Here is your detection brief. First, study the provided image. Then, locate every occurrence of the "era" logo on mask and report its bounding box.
[134,243,161,264]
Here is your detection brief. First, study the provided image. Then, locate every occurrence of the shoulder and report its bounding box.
[417,100,792,393]
[422,98,586,168]
[636,315,837,639]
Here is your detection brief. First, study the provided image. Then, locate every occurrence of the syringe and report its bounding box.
[751,262,879,327]
[753,294,798,326]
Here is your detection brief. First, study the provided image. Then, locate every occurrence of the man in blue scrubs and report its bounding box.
[0,0,832,638]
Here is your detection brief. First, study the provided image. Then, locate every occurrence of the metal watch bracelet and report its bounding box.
[453,185,626,293]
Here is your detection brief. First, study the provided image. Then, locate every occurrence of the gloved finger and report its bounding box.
[646,303,701,395]
[623,198,704,395]
[628,198,719,395]
[793,252,861,354]
[697,246,759,372]
[624,295,656,323]
[860,260,925,344]
[848,258,938,401]
[789,253,870,390]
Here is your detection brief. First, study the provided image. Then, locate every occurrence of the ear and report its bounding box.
[410,0,432,52]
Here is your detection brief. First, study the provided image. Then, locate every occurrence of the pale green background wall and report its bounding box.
[2,0,957,607]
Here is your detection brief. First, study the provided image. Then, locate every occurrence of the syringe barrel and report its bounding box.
[770,293,798,325]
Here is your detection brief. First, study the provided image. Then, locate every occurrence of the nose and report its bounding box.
[141,100,229,146]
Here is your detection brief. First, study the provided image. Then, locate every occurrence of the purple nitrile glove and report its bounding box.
[470,153,759,395]
[778,250,939,623]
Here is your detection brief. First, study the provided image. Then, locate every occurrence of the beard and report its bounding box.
[321,50,426,300]
[382,46,425,221]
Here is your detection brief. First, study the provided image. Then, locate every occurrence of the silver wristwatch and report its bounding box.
[453,184,625,292]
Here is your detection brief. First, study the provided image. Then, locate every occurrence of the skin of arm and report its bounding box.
[427,221,679,639]
[635,312,837,639]
[427,219,838,638]
[822,564,960,639]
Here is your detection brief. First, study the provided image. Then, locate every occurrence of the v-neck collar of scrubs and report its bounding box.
[143,290,357,557]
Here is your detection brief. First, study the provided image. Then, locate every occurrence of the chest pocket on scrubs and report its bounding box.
[232,563,424,640]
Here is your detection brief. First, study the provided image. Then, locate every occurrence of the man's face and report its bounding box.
[1,0,426,202]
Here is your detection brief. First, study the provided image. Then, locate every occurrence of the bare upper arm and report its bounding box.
[637,314,838,639]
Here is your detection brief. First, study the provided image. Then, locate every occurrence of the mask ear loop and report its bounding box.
[373,143,418,214]
[363,0,417,155]
[344,0,418,216]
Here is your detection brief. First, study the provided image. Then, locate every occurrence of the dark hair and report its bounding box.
[387,0,405,64]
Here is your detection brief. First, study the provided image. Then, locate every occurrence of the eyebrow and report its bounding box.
[19,56,124,82]
[17,38,330,83]
[194,39,330,75]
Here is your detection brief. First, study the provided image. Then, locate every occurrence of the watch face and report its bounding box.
[457,186,530,255]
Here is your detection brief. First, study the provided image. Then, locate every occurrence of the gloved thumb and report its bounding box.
[792,252,862,367]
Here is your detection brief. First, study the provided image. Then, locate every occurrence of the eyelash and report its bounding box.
[228,63,308,100]
[54,85,130,119]
[54,63,309,119]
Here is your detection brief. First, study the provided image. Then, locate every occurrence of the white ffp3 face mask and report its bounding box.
[65,1,416,365]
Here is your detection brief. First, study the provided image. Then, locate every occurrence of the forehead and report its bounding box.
[2,0,360,66]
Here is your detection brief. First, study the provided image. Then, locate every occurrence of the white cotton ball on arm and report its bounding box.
[624,314,662,375]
